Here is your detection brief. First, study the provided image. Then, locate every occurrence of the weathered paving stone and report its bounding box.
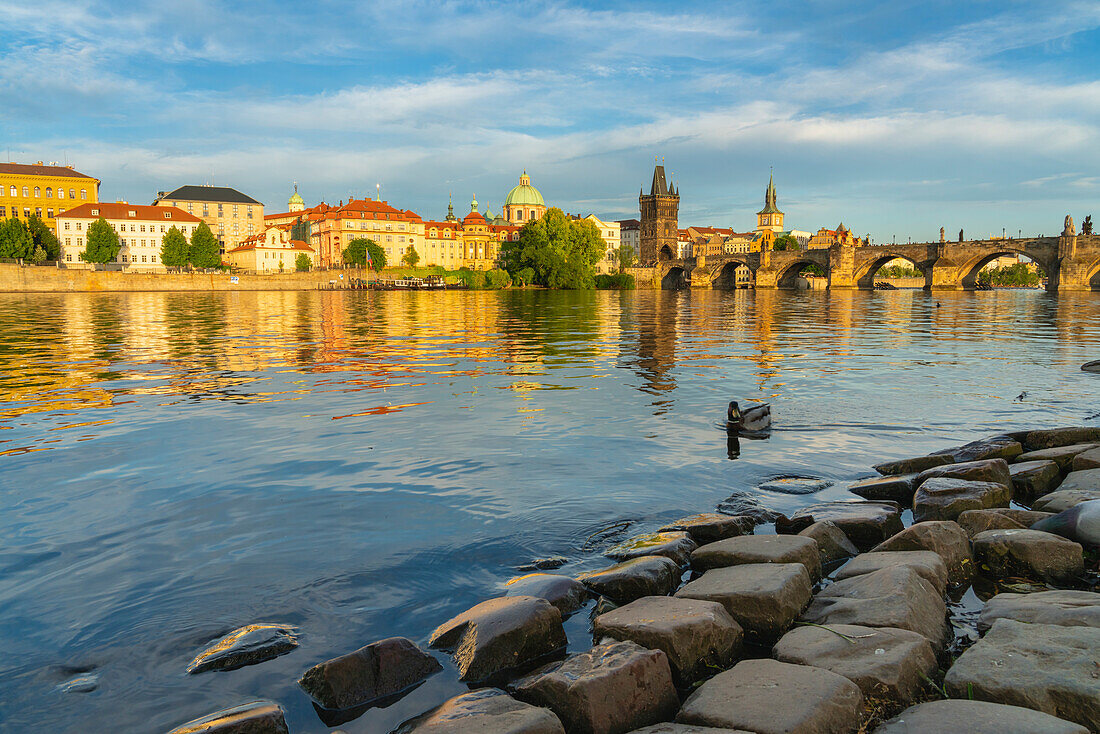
[1071,446,1100,471]
[871,521,972,585]
[1008,460,1062,504]
[912,478,1011,522]
[936,436,1023,463]
[577,556,681,605]
[957,509,1026,537]
[971,529,1084,585]
[775,501,904,551]
[428,596,567,683]
[298,636,441,711]
[799,520,858,568]
[675,563,812,643]
[834,551,949,596]
[391,688,565,734]
[676,659,863,734]
[513,640,678,734]
[915,458,1012,491]
[593,596,743,688]
[801,566,948,649]
[505,574,589,616]
[773,623,936,705]
[690,534,821,581]
[606,532,697,566]
[848,474,917,505]
[873,453,954,476]
[1020,427,1100,452]
[944,619,1100,731]
[187,624,299,674]
[659,514,754,544]
[872,699,1088,734]
[978,590,1100,632]
[1015,443,1100,471]
[625,725,752,734]
[166,701,289,734]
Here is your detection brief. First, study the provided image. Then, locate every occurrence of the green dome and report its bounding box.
[288,184,304,206]
[504,171,545,207]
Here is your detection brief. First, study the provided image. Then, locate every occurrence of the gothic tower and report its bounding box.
[639,163,679,262]
[756,171,784,233]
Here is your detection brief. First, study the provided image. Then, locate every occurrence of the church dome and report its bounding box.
[289,190,304,206]
[504,171,545,207]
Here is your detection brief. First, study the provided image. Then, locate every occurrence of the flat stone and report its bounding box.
[992,508,1055,526]
[971,529,1084,585]
[1021,427,1100,452]
[518,557,569,572]
[429,596,567,683]
[659,513,754,544]
[167,701,289,734]
[690,534,821,581]
[801,566,948,649]
[915,458,1011,491]
[874,453,954,476]
[978,590,1100,632]
[513,640,678,734]
[715,494,781,523]
[1015,443,1100,471]
[773,623,936,705]
[872,699,1088,734]
[799,520,858,568]
[944,619,1100,731]
[848,474,916,505]
[775,501,904,551]
[1009,460,1062,504]
[871,521,972,585]
[577,556,681,605]
[834,551,949,596]
[677,659,862,734]
[1071,446,1100,471]
[936,436,1023,463]
[594,596,743,688]
[606,532,697,566]
[675,563,812,643]
[392,688,565,734]
[1083,361,1100,373]
[957,509,1026,537]
[298,636,441,711]
[757,476,833,494]
[1032,488,1100,513]
[505,574,589,616]
[187,624,299,674]
[627,725,752,734]
[912,478,1011,522]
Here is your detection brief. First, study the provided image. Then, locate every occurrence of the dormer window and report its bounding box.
[129,211,136,217]
[164,212,172,218]
[91,208,99,215]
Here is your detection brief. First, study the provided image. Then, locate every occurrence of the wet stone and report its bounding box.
[915,458,1012,492]
[756,476,833,495]
[606,532,697,566]
[799,520,858,568]
[773,623,937,705]
[978,590,1100,632]
[873,453,954,476]
[1020,427,1100,452]
[971,529,1084,585]
[298,636,441,712]
[690,534,821,581]
[1032,487,1100,513]
[659,513,754,544]
[871,521,972,585]
[513,640,678,734]
[776,501,904,551]
[936,436,1023,463]
[676,658,863,734]
[715,494,781,524]
[912,478,1011,522]
[993,508,1055,526]
[593,595,743,688]
[957,509,1025,537]
[391,688,565,734]
[944,619,1100,731]
[1008,460,1062,504]
[167,701,289,734]
[626,725,752,734]
[505,574,589,616]
[429,596,566,684]
[55,674,98,694]
[187,624,299,675]
[1071,446,1100,471]
[834,550,949,596]
[848,474,916,505]
[577,556,681,605]
[517,557,569,572]
[872,699,1088,734]
[675,563,812,643]
[1015,443,1099,471]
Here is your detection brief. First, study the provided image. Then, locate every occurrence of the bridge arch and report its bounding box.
[661,265,688,290]
[712,259,755,289]
[957,248,1050,289]
[775,259,828,289]
[1087,259,1100,290]
[658,245,675,262]
[854,254,929,289]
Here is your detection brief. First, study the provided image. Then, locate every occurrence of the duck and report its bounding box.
[1030,499,1100,546]
[728,401,771,433]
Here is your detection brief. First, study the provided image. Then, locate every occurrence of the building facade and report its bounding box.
[639,164,679,262]
[584,215,621,274]
[225,226,315,272]
[807,223,865,249]
[306,198,425,268]
[756,172,784,234]
[422,196,521,270]
[0,162,99,233]
[502,171,547,225]
[57,202,202,271]
[153,185,264,255]
[618,219,640,260]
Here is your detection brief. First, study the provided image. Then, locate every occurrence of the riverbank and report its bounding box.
[0,263,369,292]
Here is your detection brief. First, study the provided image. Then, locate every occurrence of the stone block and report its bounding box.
[873,453,954,476]
[971,529,1083,585]
[690,534,821,581]
[978,590,1100,632]
[834,551,948,596]
[392,688,565,734]
[166,702,289,734]
[187,624,298,674]
[848,474,916,505]
[577,556,681,605]
[505,574,590,616]
[872,699,1088,734]
[659,513,754,544]
[1015,442,1099,471]
[299,636,441,711]
[1020,427,1100,452]
[1032,488,1100,513]
[912,478,1010,522]
[675,563,812,643]
[1008,460,1062,504]
[1070,446,1100,471]
[799,520,858,568]
[626,725,752,734]
[775,501,904,551]
[936,436,1023,463]
[871,521,972,585]
[606,532,697,566]
[915,458,1011,491]
[956,509,1024,536]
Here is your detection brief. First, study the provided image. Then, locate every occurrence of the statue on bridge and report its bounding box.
[958,228,964,242]
[1083,215,1093,235]
[939,227,945,243]
[1063,215,1075,237]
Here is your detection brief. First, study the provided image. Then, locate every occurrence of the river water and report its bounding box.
[1,288,1099,732]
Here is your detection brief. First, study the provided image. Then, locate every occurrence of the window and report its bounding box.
[140,225,145,232]
[517,210,523,220]
[160,225,165,232]
[47,208,53,218]
[66,254,72,262]
[233,205,238,216]
[77,222,82,230]
[23,187,29,197]
[69,189,75,199]
[202,204,209,216]
[217,204,223,215]
[247,206,253,218]
[164,211,171,219]
[58,188,65,199]
[0,207,5,217]
[142,255,147,263]
[8,186,14,196]
[46,187,52,198]
[187,203,194,213]
[34,187,40,197]
[151,255,157,263]
[36,207,42,216]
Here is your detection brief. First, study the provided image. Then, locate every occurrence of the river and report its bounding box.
[1,288,1098,732]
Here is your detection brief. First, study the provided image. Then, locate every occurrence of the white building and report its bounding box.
[226,226,316,272]
[617,219,640,260]
[57,202,203,271]
[578,215,623,274]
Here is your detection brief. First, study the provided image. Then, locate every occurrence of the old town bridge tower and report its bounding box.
[639,163,679,263]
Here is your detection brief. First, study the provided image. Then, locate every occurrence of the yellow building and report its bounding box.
[153,185,264,255]
[0,161,99,233]
[807,223,864,249]
[57,202,202,271]
[226,226,315,272]
[422,196,521,270]
[263,185,310,229]
[307,198,425,268]
[756,172,784,234]
[502,171,547,225]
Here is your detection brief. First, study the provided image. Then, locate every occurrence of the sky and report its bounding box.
[2,0,1099,241]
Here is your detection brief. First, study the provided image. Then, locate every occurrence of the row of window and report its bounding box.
[0,206,51,219]
[2,185,88,200]
[62,252,160,264]
[180,203,255,219]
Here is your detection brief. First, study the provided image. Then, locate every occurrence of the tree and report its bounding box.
[402,244,420,267]
[26,215,60,260]
[295,253,311,271]
[615,244,637,272]
[0,217,33,259]
[160,226,189,268]
[772,234,800,251]
[30,245,47,264]
[189,222,221,268]
[498,207,606,289]
[290,217,310,242]
[79,217,121,264]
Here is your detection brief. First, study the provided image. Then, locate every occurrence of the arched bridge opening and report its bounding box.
[855,254,929,289]
[661,265,688,290]
[958,250,1049,290]
[712,260,754,290]
[776,260,828,290]
[658,245,675,262]
[1088,260,1100,291]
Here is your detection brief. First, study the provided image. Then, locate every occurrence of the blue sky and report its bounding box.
[2,0,1098,240]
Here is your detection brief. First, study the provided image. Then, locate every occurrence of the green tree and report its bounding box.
[0,217,33,259]
[188,222,221,268]
[596,272,636,289]
[160,226,190,268]
[483,268,512,289]
[290,217,310,242]
[615,244,637,272]
[772,234,800,251]
[79,217,121,264]
[513,267,535,287]
[295,253,311,271]
[30,244,47,263]
[499,207,605,289]
[402,244,420,267]
[26,215,60,260]
[342,237,385,270]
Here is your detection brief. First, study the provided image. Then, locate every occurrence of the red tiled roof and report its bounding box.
[227,238,314,254]
[57,202,201,222]
[463,211,487,224]
[0,162,98,180]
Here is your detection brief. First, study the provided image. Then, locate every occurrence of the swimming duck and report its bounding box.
[1031,499,1100,546]
[728,401,771,433]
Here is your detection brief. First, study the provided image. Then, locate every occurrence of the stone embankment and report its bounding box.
[161,426,1100,733]
[0,263,366,292]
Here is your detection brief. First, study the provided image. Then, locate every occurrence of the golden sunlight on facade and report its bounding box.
[57,202,202,271]
[226,226,315,272]
[0,162,99,233]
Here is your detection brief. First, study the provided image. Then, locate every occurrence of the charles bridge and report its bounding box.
[650,220,1100,292]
